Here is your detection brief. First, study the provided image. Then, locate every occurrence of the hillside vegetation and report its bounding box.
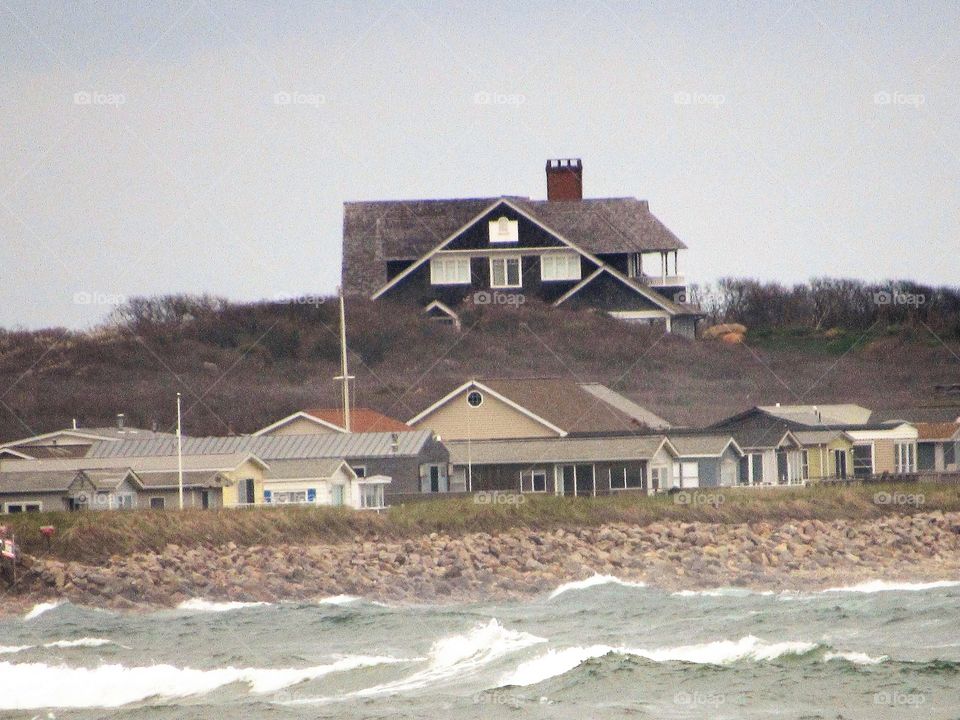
[0,278,958,441]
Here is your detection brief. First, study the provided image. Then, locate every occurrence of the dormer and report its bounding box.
[488,215,518,244]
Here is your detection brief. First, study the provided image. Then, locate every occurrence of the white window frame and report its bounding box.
[674,461,700,488]
[360,483,385,509]
[801,450,809,479]
[4,502,42,513]
[149,496,166,509]
[114,493,135,509]
[430,256,471,285]
[650,466,667,491]
[530,470,547,493]
[852,442,875,477]
[351,465,367,478]
[540,252,582,282]
[489,256,522,288]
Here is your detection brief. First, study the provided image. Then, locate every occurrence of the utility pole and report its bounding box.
[334,289,354,432]
[176,392,184,510]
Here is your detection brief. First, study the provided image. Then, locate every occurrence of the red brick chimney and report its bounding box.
[545,158,582,201]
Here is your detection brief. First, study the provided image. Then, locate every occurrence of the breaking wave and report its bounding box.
[498,636,820,686]
[285,618,545,704]
[177,599,271,613]
[672,588,775,598]
[23,601,64,621]
[0,655,411,709]
[547,574,646,600]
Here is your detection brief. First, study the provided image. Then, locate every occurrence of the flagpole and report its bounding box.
[177,392,184,510]
[334,289,354,432]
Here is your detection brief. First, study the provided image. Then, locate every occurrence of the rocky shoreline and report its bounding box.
[8,511,960,614]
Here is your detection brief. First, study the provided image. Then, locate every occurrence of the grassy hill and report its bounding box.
[0,287,958,442]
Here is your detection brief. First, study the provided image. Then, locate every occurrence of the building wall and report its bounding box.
[140,488,222,510]
[221,459,266,506]
[410,389,559,441]
[0,492,66,512]
[874,439,895,474]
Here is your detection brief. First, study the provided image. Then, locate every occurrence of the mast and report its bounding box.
[335,289,354,432]
[176,392,184,510]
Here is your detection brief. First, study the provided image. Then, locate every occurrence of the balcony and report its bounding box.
[643,274,685,288]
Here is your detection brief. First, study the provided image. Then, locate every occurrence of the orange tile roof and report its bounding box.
[916,422,960,440]
[303,408,409,433]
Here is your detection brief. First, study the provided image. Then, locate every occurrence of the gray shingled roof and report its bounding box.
[344,197,685,260]
[447,435,669,465]
[262,458,351,479]
[666,434,741,457]
[84,430,435,460]
[758,404,872,426]
[133,470,230,489]
[0,469,78,493]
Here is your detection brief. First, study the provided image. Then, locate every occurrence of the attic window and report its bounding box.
[467,391,484,408]
[488,216,518,243]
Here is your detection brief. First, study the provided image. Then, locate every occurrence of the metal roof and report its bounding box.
[84,430,436,460]
[666,434,742,457]
[447,435,670,465]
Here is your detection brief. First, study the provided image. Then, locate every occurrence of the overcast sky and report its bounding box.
[1,1,958,329]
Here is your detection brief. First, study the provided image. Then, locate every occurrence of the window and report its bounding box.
[833,449,848,479]
[150,497,166,510]
[853,444,873,477]
[627,253,641,278]
[489,256,521,288]
[801,450,809,479]
[273,490,308,504]
[488,216,518,243]
[895,441,916,474]
[4,503,41,514]
[673,461,700,488]
[360,484,385,509]
[610,465,645,490]
[351,466,367,478]
[467,390,484,407]
[540,253,582,281]
[530,470,547,492]
[430,256,471,285]
[946,442,957,466]
[330,485,345,506]
[115,494,135,509]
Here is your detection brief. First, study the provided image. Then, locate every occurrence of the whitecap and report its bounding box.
[285,618,545,704]
[23,601,63,621]
[0,655,409,709]
[672,588,774,598]
[823,650,888,665]
[177,599,270,613]
[0,645,31,655]
[498,635,818,687]
[317,595,362,605]
[820,580,960,594]
[42,638,113,649]
[547,574,646,600]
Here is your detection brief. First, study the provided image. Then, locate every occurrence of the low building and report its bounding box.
[794,430,855,480]
[446,435,678,496]
[666,434,744,488]
[916,422,960,474]
[262,458,390,510]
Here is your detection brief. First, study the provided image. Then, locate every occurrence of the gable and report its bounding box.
[444,203,569,251]
[260,415,343,436]
[408,386,562,441]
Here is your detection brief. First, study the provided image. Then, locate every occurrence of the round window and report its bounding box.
[467,390,483,408]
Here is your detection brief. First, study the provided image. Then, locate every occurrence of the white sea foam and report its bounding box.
[0,655,409,709]
[0,645,30,655]
[823,650,889,665]
[286,618,546,704]
[499,635,818,687]
[23,601,63,621]
[820,580,960,594]
[672,588,775,598]
[177,599,270,613]
[318,594,362,605]
[42,638,113,649]
[547,574,646,600]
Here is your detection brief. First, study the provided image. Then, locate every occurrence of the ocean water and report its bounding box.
[2,578,960,718]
